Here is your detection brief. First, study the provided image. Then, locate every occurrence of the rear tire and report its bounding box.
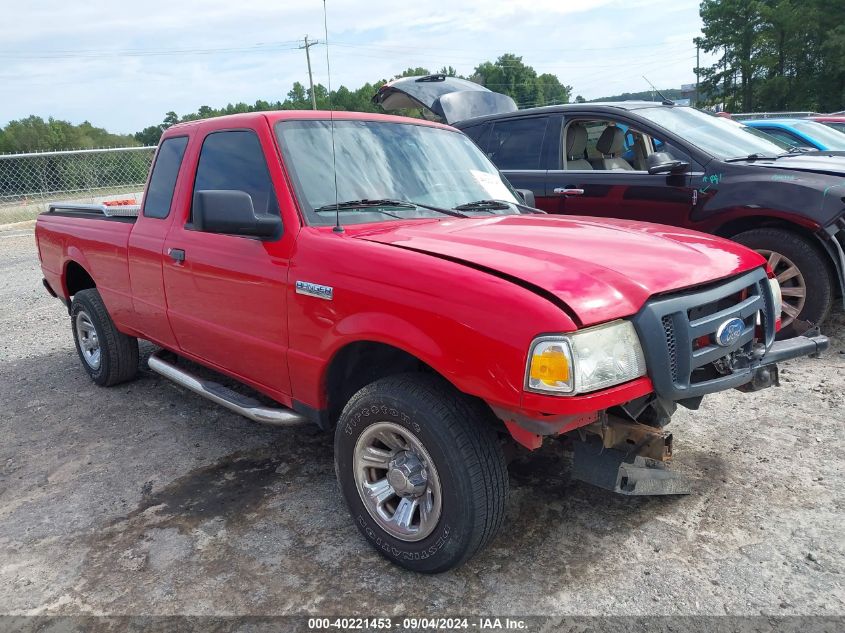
[334,374,508,573]
[70,289,139,386]
[732,228,834,338]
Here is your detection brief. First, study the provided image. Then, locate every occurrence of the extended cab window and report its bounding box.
[143,136,188,219]
[192,130,280,221]
[488,117,548,170]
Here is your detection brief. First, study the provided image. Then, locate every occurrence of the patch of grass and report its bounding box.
[0,205,42,225]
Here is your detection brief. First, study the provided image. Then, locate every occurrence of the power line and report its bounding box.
[0,41,303,60]
[329,39,691,55]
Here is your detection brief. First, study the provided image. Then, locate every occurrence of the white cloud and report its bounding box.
[0,0,707,133]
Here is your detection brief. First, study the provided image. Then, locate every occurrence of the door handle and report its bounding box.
[553,187,585,196]
[167,248,185,263]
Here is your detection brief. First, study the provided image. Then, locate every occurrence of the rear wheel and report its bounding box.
[732,228,834,337]
[334,374,508,573]
[70,289,139,386]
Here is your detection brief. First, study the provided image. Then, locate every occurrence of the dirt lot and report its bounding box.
[1,222,843,618]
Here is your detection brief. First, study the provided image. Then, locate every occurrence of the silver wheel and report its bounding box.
[758,248,807,328]
[75,310,101,370]
[353,421,442,542]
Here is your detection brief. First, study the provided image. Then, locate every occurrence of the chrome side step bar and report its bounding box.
[148,351,306,427]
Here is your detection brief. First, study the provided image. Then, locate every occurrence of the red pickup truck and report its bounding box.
[35,111,828,572]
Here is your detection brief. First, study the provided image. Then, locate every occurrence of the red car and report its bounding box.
[35,111,827,572]
[810,115,845,134]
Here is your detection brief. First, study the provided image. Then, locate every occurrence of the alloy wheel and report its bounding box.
[352,421,442,542]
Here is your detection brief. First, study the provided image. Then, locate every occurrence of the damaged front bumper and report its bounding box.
[738,330,830,392]
[633,267,829,403]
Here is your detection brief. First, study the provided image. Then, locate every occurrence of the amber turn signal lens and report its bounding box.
[529,348,570,385]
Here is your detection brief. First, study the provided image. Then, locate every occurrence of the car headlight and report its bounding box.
[526,320,647,395]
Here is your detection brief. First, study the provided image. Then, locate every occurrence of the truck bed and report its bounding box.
[36,203,139,335]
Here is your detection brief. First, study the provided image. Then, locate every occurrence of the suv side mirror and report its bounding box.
[514,189,536,208]
[647,152,690,175]
[193,190,282,238]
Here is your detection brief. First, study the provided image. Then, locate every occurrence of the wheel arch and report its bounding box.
[714,215,843,298]
[63,259,97,299]
[321,339,498,432]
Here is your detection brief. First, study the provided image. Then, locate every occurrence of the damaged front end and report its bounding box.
[501,266,829,497]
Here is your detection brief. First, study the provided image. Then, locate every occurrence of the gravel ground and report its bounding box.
[0,223,843,618]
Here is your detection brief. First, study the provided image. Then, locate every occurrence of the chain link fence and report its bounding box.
[0,146,155,224]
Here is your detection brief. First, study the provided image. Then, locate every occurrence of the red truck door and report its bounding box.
[161,120,296,401]
[127,135,190,348]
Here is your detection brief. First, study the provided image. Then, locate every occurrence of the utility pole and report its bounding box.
[695,43,700,107]
[300,35,319,110]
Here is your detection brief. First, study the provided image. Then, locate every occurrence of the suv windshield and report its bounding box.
[275,119,521,226]
[634,106,788,160]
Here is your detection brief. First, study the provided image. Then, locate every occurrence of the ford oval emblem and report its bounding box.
[715,317,744,347]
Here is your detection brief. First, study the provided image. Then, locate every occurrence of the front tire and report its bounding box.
[732,228,834,337]
[70,289,139,386]
[334,374,508,573]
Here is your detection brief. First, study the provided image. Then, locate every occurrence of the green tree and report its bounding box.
[162,111,179,127]
[0,115,137,153]
[134,125,164,146]
[696,0,764,111]
[472,54,570,108]
[131,56,574,135]
[696,0,845,112]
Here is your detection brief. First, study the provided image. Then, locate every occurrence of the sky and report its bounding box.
[0,0,713,134]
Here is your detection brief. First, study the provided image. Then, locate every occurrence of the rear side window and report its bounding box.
[461,123,490,153]
[488,117,548,170]
[192,130,279,219]
[143,136,188,219]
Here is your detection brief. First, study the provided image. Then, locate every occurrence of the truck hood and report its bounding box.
[355,215,764,326]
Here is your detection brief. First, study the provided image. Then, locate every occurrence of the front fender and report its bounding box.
[289,309,527,412]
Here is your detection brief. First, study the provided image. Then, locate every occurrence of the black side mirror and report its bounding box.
[514,189,536,208]
[647,152,690,175]
[193,190,282,238]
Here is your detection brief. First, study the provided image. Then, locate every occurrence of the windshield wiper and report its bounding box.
[453,199,512,212]
[406,200,470,218]
[314,198,470,219]
[725,153,779,162]
[314,199,417,212]
[776,146,811,157]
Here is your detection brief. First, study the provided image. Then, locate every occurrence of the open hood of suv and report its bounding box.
[372,74,517,124]
[356,215,764,326]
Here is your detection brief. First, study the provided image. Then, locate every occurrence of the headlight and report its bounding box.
[526,320,647,396]
[768,276,782,319]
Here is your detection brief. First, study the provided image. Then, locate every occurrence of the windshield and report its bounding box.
[738,123,794,149]
[634,106,788,159]
[788,120,845,149]
[821,121,845,134]
[275,119,521,226]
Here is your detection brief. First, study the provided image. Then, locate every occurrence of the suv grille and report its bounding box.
[633,268,775,401]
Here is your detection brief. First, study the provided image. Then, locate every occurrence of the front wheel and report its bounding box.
[732,228,834,338]
[334,374,508,573]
